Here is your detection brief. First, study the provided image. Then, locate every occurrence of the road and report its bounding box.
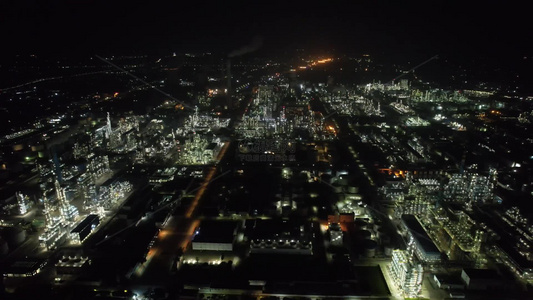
[132,141,232,283]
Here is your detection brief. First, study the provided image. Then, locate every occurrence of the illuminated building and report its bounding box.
[329,223,343,246]
[77,173,95,209]
[390,249,424,297]
[394,181,434,219]
[15,191,29,215]
[73,142,89,160]
[105,112,112,139]
[87,154,110,177]
[410,89,470,103]
[69,214,99,245]
[248,219,313,255]
[40,191,66,251]
[429,208,487,263]
[55,180,78,222]
[400,79,409,90]
[3,259,48,278]
[41,192,53,226]
[191,221,236,251]
[55,255,91,276]
[178,106,230,135]
[405,116,430,127]
[390,100,414,115]
[402,214,441,263]
[444,168,496,209]
[39,217,66,250]
[93,112,141,151]
[494,242,533,282]
[148,167,177,185]
[98,179,132,210]
[490,206,533,282]
[178,134,222,165]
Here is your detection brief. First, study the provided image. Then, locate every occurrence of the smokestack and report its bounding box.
[226,58,232,109]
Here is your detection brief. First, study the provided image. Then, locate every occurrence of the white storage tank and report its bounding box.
[383,244,393,256]
[363,239,378,258]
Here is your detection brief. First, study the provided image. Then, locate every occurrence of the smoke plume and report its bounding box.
[228,36,263,58]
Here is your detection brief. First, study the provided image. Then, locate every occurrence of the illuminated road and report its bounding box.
[133,141,231,283]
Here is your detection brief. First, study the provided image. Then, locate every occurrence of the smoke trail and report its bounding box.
[228,36,263,58]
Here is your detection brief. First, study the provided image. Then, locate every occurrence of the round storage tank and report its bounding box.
[383,244,393,256]
[32,219,46,231]
[352,206,364,216]
[347,186,358,194]
[373,221,382,231]
[363,239,378,258]
[356,229,372,240]
[377,227,386,238]
[336,177,349,186]
[333,184,343,193]
[5,227,26,247]
[380,234,391,244]
[0,237,8,255]
[354,220,368,230]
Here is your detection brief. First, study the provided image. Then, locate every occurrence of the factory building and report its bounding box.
[69,214,99,244]
[328,223,343,246]
[247,219,312,255]
[390,249,424,297]
[191,221,237,251]
[401,214,441,263]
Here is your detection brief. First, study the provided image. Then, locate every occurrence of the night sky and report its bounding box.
[0,0,531,59]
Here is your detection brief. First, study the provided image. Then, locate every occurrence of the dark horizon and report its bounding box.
[1,1,531,59]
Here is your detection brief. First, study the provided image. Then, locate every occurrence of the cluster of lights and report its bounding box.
[182,259,222,265]
[411,89,470,103]
[405,116,430,127]
[390,249,423,297]
[3,260,48,278]
[390,101,414,114]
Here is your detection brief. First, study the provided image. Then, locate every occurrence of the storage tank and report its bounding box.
[356,229,372,240]
[380,233,391,245]
[352,206,364,216]
[347,186,358,194]
[354,220,368,230]
[383,244,393,256]
[0,237,8,255]
[32,219,46,231]
[333,184,343,194]
[301,240,311,248]
[335,177,349,186]
[4,227,26,247]
[363,239,378,258]
[377,227,386,239]
[373,220,382,231]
